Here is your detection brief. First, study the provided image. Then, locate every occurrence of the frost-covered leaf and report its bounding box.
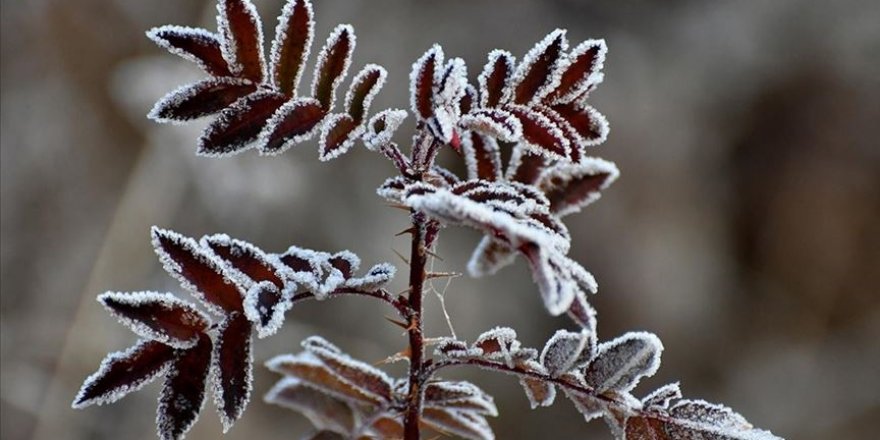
[410,45,443,120]
[461,132,502,182]
[201,233,288,290]
[427,106,458,144]
[546,39,606,105]
[258,97,326,155]
[624,400,784,440]
[270,0,314,96]
[265,378,355,435]
[567,290,598,331]
[148,77,257,123]
[538,158,619,217]
[376,175,408,201]
[344,263,396,291]
[521,245,579,316]
[509,29,567,105]
[641,382,682,410]
[303,337,394,403]
[212,312,253,432]
[98,292,210,349]
[583,332,663,393]
[540,329,591,377]
[434,338,471,359]
[436,57,468,109]
[345,64,387,124]
[460,84,477,115]
[460,108,523,143]
[563,387,606,423]
[424,381,498,416]
[421,408,495,440]
[519,374,556,409]
[669,400,752,432]
[478,50,515,108]
[362,108,407,151]
[243,281,291,337]
[146,26,231,77]
[472,327,518,365]
[552,102,609,147]
[72,340,174,408]
[311,25,356,110]
[266,353,382,406]
[197,90,287,157]
[506,147,546,185]
[318,113,362,161]
[327,251,359,279]
[157,334,212,440]
[506,105,570,160]
[151,227,245,314]
[217,0,265,82]
[534,104,585,162]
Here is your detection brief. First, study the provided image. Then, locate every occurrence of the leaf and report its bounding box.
[534,104,585,162]
[318,113,363,161]
[641,382,682,410]
[345,64,387,123]
[466,237,516,277]
[344,263,396,291]
[243,281,292,338]
[410,45,443,120]
[148,77,257,123]
[472,327,518,365]
[521,245,578,316]
[72,340,174,408]
[552,102,609,147]
[217,0,265,82]
[563,387,606,423]
[509,29,568,105]
[146,26,231,76]
[311,25,356,110]
[421,408,495,440]
[546,39,607,104]
[157,334,212,440]
[270,0,315,96]
[376,176,408,202]
[151,227,245,314]
[436,57,468,108]
[265,378,356,435]
[98,292,210,349]
[461,131,502,182]
[212,312,253,432]
[197,90,287,157]
[460,84,477,115]
[201,233,288,290]
[258,97,327,155]
[506,146,546,184]
[478,50,515,108]
[540,329,591,377]
[303,337,394,403]
[424,381,498,416]
[459,108,523,143]
[624,401,784,440]
[327,251,360,279]
[266,353,383,406]
[362,108,408,151]
[505,105,570,160]
[519,375,556,409]
[567,290,598,331]
[538,158,620,216]
[583,332,663,393]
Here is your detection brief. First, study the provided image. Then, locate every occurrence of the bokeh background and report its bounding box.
[2,0,879,439]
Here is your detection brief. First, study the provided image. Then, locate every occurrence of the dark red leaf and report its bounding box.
[506,105,570,160]
[345,64,386,123]
[328,252,358,279]
[152,227,245,314]
[72,340,174,408]
[270,0,314,96]
[147,26,231,76]
[479,50,515,108]
[534,105,584,162]
[460,108,523,142]
[258,97,326,155]
[551,103,609,146]
[277,249,314,274]
[410,45,443,119]
[546,39,606,104]
[511,30,567,105]
[158,334,212,440]
[243,281,288,335]
[98,292,210,348]
[217,0,265,82]
[318,113,360,161]
[213,312,253,431]
[311,25,355,110]
[197,90,287,157]
[149,77,256,122]
[460,84,477,115]
[538,159,619,216]
[506,148,546,184]
[201,234,285,289]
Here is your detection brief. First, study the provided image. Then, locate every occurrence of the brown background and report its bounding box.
[2,0,879,439]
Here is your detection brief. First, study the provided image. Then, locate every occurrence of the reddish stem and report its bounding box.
[403,211,428,439]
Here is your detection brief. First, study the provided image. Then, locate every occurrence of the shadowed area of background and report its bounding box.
[2,0,878,439]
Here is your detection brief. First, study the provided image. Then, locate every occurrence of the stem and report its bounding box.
[290,288,410,319]
[403,211,429,439]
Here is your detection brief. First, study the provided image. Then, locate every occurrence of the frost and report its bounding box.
[505,105,570,160]
[257,97,326,155]
[344,263,396,291]
[521,245,579,315]
[302,336,394,402]
[563,387,606,422]
[461,131,502,182]
[505,145,547,185]
[669,400,751,431]
[519,367,556,408]
[421,407,495,440]
[362,108,408,151]
[328,250,360,279]
[626,399,784,440]
[472,327,519,366]
[97,291,210,349]
[197,89,287,157]
[264,378,355,435]
[553,102,609,147]
[157,334,212,440]
[200,233,293,292]
[148,77,257,124]
[344,64,387,123]
[583,332,663,393]
[538,157,619,217]
[436,57,468,110]
[269,0,315,95]
[641,382,682,409]
[508,29,568,105]
[547,39,607,105]
[478,50,515,108]
[146,25,231,76]
[427,105,457,144]
[319,113,363,161]
[375,176,408,202]
[434,338,471,359]
[539,329,591,377]
[410,45,444,120]
[72,339,174,409]
[459,108,523,143]
[243,281,292,338]
[151,227,246,315]
[211,312,254,432]
[216,0,266,82]
[424,381,498,416]
[311,24,356,110]
[467,236,516,277]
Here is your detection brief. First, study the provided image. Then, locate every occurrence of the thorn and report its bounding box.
[375,348,410,365]
[397,287,412,296]
[384,316,409,330]
[392,248,410,265]
[385,202,410,211]
[426,271,462,280]
[395,227,417,237]
[425,248,444,261]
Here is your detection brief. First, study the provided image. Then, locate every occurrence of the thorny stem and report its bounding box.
[403,210,429,440]
[290,288,411,319]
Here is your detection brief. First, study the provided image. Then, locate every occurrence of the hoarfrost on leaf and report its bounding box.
[146,25,231,77]
[197,90,287,157]
[508,29,568,106]
[270,0,315,96]
[641,382,682,409]
[539,329,591,377]
[264,378,355,435]
[257,97,327,155]
[583,331,663,394]
[211,312,254,432]
[157,334,212,440]
[311,24,356,111]
[97,291,210,349]
[148,77,256,124]
[216,0,266,82]
[363,109,408,151]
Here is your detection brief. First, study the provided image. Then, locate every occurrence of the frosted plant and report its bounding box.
[73,1,784,439]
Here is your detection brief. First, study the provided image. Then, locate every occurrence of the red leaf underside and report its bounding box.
[155,232,244,312]
[199,91,287,156]
[158,334,212,440]
[215,313,253,427]
[74,340,175,407]
[152,27,231,76]
[154,79,256,121]
[102,295,208,342]
[205,238,284,289]
[514,33,565,104]
[220,0,264,82]
[313,27,354,109]
[272,0,314,95]
[261,98,326,153]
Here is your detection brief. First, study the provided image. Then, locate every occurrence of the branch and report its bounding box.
[290,288,412,319]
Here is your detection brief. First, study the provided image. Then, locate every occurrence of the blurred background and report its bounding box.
[2,0,879,439]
